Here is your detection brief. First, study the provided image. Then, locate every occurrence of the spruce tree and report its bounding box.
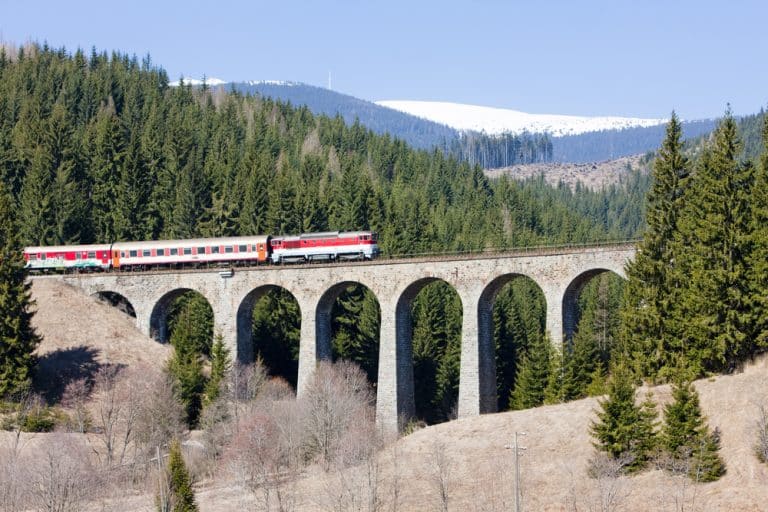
[167,308,207,427]
[162,438,198,512]
[671,111,754,376]
[509,333,552,410]
[620,112,689,379]
[203,334,230,407]
[661,379,725,481]
[590,363,657,472]
[747,113,768,352]
[0,183,41,398]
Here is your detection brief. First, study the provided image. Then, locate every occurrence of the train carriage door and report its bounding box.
[113,249,120,268]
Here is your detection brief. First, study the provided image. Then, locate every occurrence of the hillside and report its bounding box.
[219,81,459,150]
[31,278,170,398]
[485,154,651,190]
[19,279,768,511]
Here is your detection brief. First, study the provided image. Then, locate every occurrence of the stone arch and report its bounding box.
[562,268,625,344]
[92,291,136,318]
[396,277,463,424]
[478,273,547,413]
[149,288,213,344]
[316,281,381,383]
[237,285,301,384]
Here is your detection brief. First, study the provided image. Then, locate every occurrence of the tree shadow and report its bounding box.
[35,345,122,404]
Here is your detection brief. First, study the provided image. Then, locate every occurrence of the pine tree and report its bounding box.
[161,438,198,512]
[661,378,725,481]
[620,112,689,379]
[203,334,230,407]
[0,183,42,397]
[590,363,657,472]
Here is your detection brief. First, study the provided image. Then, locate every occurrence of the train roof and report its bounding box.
[25,244,112,253]
[272,231,376,240]
[112,235,271,250]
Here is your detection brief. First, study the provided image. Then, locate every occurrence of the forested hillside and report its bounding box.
[551,119,717,163]
[226,81,458,150]
[0,44,645,424]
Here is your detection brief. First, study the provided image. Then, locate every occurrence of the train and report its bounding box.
[23,231,379,272]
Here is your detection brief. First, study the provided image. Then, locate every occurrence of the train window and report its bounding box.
[239,245,247,252]
[130,250,137,257]
[183,248,192,255]
[142,250,151,257]
[170,248,178,256]
[29,254,36,260]
[198,247,206,255]
[157,249,165,256]
[211,246,220,254]
[225,246,233,253]
[41,254,46,260]
[76,253,82,259]
[88,251,96,258]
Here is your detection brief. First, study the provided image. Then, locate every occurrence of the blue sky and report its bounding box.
[1,0,766,119]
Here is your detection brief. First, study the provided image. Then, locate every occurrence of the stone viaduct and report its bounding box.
[44,243,635,434]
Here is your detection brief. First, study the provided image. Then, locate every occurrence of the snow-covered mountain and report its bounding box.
[375,100,668,137]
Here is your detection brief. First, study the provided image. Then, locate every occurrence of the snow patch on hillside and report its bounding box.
[243,80,298,87]
[168,77,227,87]
[375,100,667,136]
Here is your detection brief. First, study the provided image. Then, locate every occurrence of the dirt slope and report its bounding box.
[485,154,650,190]
[30,278,170,398]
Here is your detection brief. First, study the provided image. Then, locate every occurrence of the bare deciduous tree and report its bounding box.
[0,443,27,512]
[754,403,768,463]
[427,440,452,512]
[133,368,185,464]
[301,360,375,470]
[583,452,632,512]
[27,434,97,512]
[61,377,92,433]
